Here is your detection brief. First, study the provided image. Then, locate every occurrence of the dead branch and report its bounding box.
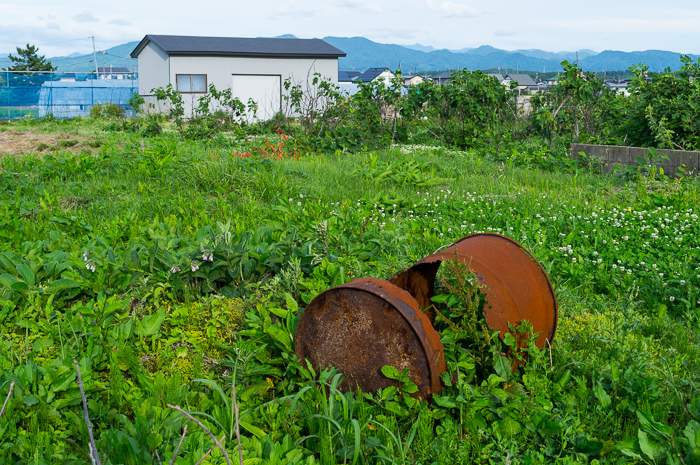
[167,404,232,465]
[0,381,14,430]
[170,424,188,465]
[74,360,103,465]
[194,435,226,465]
[232,382,244,465]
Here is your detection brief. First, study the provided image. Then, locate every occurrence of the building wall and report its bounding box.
[137,43,170,96]
[139,51,339,119]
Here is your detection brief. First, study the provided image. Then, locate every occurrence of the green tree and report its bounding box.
[4,44,56,74]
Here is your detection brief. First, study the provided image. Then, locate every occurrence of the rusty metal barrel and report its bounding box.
[390,233,558,348]
[295,277,446,399]
[294,233,557,398]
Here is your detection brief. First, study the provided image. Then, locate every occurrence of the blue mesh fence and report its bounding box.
[1,71,138,119]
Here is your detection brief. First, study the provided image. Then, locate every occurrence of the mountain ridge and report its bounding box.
[0,37,696,74]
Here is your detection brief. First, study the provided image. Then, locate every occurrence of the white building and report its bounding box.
[130,35,346,119]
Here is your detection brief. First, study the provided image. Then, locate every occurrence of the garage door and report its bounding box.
[231,74,281,121]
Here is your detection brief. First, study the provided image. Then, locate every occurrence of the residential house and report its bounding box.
[503,74,538,94]
[130,34,346,119]
[432,71,452,85]
[354,68,396,83]
[97,66,132,79]
[402,75,424,87]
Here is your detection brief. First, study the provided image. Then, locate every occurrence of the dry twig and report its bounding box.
[194,435,226,465]
[232,382,244,465]
[74,360,103,465]
[167,404,232,465]
[0,381,15,433]
[170,424,188,465]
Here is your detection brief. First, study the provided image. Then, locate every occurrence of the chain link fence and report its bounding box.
[0,71,138,120]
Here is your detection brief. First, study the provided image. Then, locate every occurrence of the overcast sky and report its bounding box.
[1,0,699,58]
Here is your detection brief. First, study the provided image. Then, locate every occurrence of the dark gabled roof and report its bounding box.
[338,71,357,82]
[130,35,346,59]
[97,67,130,73]
[505,74,537,86]
[355,67,392,82]
[345,71,361,78]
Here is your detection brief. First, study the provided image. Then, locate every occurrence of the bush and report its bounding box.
[90,102,125,119]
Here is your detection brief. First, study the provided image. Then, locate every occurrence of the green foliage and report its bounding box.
[621,56,700,150]
[0,116,699,464]
[406,69,516,150]
[89,102,125,119]
[3,44,56,74]
[530,60,625,148]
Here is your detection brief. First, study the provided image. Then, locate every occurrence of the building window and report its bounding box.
[176,74,207,93]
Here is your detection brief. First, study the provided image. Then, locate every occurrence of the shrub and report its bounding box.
[90,102,125,118]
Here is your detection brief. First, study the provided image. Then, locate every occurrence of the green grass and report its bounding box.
[0,118,699,464]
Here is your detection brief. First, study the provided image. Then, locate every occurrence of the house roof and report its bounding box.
[487,73,505,82]
[338,70,357,82]
[130,35,346,59]
[97,67,130,73]
[355,67,393,82]
[505,74,537,86]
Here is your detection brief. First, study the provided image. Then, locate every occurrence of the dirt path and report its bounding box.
[0,129,98,158]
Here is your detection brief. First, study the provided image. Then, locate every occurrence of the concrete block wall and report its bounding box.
[570,144,700,177]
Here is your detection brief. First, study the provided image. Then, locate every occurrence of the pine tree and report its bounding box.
[4,44,56,75]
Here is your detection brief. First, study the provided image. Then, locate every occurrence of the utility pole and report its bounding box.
[100,51,106,77]
[91,36,98,75]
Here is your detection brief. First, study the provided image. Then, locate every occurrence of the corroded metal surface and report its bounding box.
[295,277,446,398]
[390,233,558,348]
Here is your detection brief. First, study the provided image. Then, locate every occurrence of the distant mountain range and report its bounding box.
[0,37,696,74]
[0,42,139,74]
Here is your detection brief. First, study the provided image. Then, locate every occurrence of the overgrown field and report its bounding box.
[1,116,700,465]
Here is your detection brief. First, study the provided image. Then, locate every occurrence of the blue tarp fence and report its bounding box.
[1,71,138,120]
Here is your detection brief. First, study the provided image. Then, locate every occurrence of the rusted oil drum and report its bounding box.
[391,233,557,348]
[295,277,447,398]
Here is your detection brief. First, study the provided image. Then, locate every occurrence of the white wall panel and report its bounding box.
[137,43,169,97]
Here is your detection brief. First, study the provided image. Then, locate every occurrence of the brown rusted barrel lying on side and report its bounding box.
[390,233,558,348]
[295,277,446,399]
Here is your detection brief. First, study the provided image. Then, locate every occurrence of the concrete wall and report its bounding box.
[570,143,700,177]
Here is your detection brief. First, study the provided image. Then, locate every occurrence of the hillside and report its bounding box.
[0,42,139,73]
[1,37,697,74]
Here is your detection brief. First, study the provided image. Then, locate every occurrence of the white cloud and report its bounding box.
[494,30,516,37]
[108,19,132,26]
[426,0,477,18]
[271,1,316,18]
[47,23,60,30]
[340,0,384,14]
[72,10,99,23]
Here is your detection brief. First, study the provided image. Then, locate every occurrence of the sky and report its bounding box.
[1,0,699,58]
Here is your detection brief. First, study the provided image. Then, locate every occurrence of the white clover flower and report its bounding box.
[681,280,686,286]
[669,296,675,302]
[612,264,617,269]
[297,202,302,206]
